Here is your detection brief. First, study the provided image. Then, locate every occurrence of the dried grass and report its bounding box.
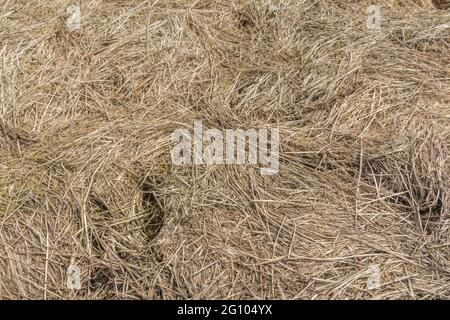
[0,0,449,299]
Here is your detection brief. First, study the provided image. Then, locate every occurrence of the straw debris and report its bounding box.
[0,0,449,299]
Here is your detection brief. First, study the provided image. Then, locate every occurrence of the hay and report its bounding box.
[0,0,449,299]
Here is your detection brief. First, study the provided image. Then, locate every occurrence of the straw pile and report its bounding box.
[0,0,449,299]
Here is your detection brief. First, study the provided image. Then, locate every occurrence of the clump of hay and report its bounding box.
[0,0,449,299]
